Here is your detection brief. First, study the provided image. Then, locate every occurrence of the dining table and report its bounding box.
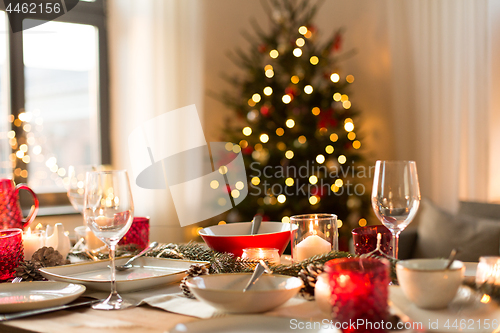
[0,257,498,333]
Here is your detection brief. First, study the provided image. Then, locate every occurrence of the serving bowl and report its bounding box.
[198,222,294,257]
[396,258,464,309]
[185,273,303,313]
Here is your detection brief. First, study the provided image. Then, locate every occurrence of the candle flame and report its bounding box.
[480,294,491,304]
[25,227,32,236]
[309,221,317,235]
[35,223,43,230]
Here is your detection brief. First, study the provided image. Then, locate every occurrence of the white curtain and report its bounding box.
[387,0,492,212]
[108,0,204,242]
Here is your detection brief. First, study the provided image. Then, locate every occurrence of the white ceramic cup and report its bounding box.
[396,258,464,309]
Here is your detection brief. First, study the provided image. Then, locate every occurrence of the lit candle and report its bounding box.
[295,221,331,261]
[241,248,280,264]
[314,273,331,314]
[95,215,113,227]
[22,227,45,260]
[86,227,105,250]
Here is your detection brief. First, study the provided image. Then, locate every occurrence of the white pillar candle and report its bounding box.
[295,234,331,261]
[23,227,45,260]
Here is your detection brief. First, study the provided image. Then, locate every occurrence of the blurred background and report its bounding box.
[1,0,500,245]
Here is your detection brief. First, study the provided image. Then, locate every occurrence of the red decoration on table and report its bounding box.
[0,228,23,280]
[325,258,390,333]
[351,225,392,256]
[118,217,150,250]
[0,179,39,230]
[199,222,291,258]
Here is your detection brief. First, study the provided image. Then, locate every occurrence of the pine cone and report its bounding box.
[186,264,209,277]
[157,248,184,260]
[180,276,195,299]
[31,247,70,267]
[14,261,44,281]
[298,263,325,300]
[180,264,209,298]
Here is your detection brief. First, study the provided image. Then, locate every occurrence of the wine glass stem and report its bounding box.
[109,244,118,297]
[391,230,401,259]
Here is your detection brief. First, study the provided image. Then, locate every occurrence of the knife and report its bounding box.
[0,299,100,321]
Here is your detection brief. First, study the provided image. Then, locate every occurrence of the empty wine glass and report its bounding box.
[84,170,134,310]
[371,160,420,259]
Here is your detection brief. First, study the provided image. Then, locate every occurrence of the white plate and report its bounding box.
[40,257,208,292]
[171,315,340,333]
[390,285,500,332]
[0,281,86,313]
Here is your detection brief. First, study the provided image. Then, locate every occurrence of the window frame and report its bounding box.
[0,0,110,215]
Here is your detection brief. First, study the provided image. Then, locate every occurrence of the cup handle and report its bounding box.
[15,184,39,229]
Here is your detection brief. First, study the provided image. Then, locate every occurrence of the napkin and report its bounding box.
[84,283,328,320]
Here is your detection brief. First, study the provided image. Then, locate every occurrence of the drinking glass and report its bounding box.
[371,160,420,259]
[84,170,134,310]
[67,165,100,213]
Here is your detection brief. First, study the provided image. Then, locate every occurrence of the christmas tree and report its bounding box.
[219,0,371,250]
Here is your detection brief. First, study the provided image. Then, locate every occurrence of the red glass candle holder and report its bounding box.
[0,228,23,281]
[352,225,392,256]
[325,258,390,333]
[118,217,149,250]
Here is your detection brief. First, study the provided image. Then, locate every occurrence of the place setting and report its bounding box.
[1,153,500,333]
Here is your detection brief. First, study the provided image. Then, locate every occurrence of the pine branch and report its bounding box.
[271,251,352,276]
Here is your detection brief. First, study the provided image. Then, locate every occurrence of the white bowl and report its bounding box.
[185,273,303,313]
[396,259,464,309]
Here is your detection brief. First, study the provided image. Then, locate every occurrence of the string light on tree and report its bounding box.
[221,0,369,251]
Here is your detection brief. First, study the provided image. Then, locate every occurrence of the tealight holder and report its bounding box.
[241,247,280,265]
[352,225,392,257]
[319,258,390,329]
[0,228,23,281]
[118,216,150,250]
[291,214,337,262]
[22,228,45,261]
[476,256,500,301]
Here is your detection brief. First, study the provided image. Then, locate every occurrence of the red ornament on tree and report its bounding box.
[260,105,271,116]
[332,32,342,52]
[318,108,338,128]
[258,44,267,53]
[285,86,298,97]
[242,146,254,155]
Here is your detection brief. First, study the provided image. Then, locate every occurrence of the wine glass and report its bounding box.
[67,165,99,213]
[84,170,134,310]
[371,160,420,259]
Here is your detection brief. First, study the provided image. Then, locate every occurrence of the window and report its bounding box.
[0,1,109,214]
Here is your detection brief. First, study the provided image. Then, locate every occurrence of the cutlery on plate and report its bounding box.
[243,260,272,292]
[0,299,100,321]
[115,241,158,271]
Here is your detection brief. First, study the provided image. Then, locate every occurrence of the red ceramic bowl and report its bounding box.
[199,222,294,257]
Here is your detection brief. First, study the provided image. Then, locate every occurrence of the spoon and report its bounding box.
[243,260,272,292]
[445,248,459,270]
[115,241,158,271]
[250,215,262,235]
